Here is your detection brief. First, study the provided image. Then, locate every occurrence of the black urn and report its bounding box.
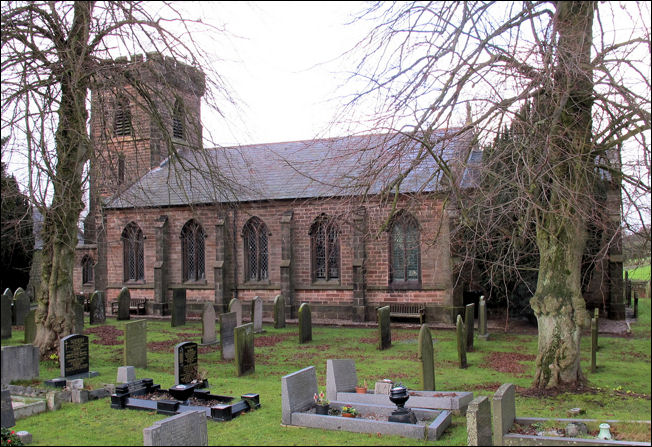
[388,384,417,424]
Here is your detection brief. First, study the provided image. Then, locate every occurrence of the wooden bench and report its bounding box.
[111,298,147,315]
[389,303,425,324]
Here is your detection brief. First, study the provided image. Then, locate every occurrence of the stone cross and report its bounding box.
[234,323,255,376]
[228,298,242,326]
[201,302,217,345]
[124,320,147,369]
[377,305,391,350]
[117,287,131,320]
[298,303,312,344]
[418,324,435,391]
[273,294,286,328]
[456,314,467,369]
[464,303,475,352]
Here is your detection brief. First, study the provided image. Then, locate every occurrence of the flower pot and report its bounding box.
[315,404,330,415]
[355,386,367,394]
[342,412,356,418]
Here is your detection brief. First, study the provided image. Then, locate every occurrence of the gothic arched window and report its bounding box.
[310,215,340,281]
[82,255,94,285]
[389,212,420,287]
[181,219,205,282]
[243,217,269,281]
[122,222,144,282]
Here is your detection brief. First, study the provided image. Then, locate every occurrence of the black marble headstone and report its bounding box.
[174,341,198,385]
[60,334,90,377]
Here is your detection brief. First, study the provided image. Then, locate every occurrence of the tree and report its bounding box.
[1,1,238,357]
[341,1,650,388]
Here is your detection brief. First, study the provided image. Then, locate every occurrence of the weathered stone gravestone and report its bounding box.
[273,294,285,329]
[1,389,15,429]
[464,303,475,352]
[171,289,187,327]
[59,334,98,379]
[143,410,207,446]
[377,305,391,350]
[251,296,263,333]
[175,342,198,384]
[478,296,489,340]
[456,314,467,369]
[117,287,131,320]
[13,288,29,326]
[281,366,318,426]
[200,302,217,346]
[228,298,242,326]
[117,365,136,383]
[73,299,84,334]
[1,344,39,386]
[89,290,106,325]
[492,383,515,446]
[467,396,492,446]
[418,324,435,391]
[23,309,36,344]
[1,288,12,339]
[124,320,147,369]
[298,303,312,344]
[234,323,255,376]
[219,312,237,361]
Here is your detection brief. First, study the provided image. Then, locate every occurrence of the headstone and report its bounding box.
[591,317,597,373]
[478,296,489,340]
[23,309,36,344]
[456,314,467,369]
[89,290,106,324]
[251,296,263,333]
[1,389,15,429]
[374,380,393,395]
[298,303,312,344]
[467,396,492,446]
[1,288,12,339]
[325,358,358,402]
[117,287,131,320]
[464,303,475,352]
[73,299,84,334]
[234,323,255,376]
[418,324,435,391]
[59,334,97,378]
[13,288,29,326]
[377,305,391,350]
[174,342,198,384]
[171,289,186,327]
[1,344,40,386]
[634,292,639,318]
[492,383,515,446]
[200,303,217,345]
[219,312,237,361]
[143,411,208,446]
[228,298,242,326]
[273,294,285,329]
[594,307,599,350]
[124,319,147,369]
[117,366,136,383]
[281,366,318,425]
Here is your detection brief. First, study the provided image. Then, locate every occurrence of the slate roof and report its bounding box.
[104,129,478,209]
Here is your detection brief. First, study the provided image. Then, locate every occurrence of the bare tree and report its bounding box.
[1,1,239,357]
[340,1,650,388]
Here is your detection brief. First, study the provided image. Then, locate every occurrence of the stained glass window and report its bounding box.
[243,217,269,281]
[122,222,144,282]
[181,220,205,281]
[310,215,340,281]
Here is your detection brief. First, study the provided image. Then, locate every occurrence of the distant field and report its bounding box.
[625,263,651,281]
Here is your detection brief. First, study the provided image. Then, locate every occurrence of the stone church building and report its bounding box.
[73,54,625,323]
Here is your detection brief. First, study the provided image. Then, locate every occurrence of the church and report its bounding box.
[72,54,625,323]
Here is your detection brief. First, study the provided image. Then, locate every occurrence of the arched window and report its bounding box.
[113,96,132,136]
[243,217,269,281]
[122,222,144,282]
[389,212,420,287]
[82,255,94,285]
[172,98,184,140]
[310,215,339,281]
[181,219,205,282]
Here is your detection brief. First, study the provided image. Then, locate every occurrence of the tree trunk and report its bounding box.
[33,1,93,358]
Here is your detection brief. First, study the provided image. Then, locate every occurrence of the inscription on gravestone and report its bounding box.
[60,334,90,377]
[175,342,198,385]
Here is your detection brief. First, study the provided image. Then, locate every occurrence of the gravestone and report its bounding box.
[59,334,98,379]
[377,305,391,350]
[171,289,186,327]
[73,299,84,334]
[1,288,12,339]
[251,296,263,333]
[234,323,255,376]
[200,303,217,345]
[464,303,475,352]
[89,290,106,325]
[1,389,15,429]
[124,320,147,369]
[117,287,131,320]
[1,344,39,386]
[228,298,242,326]
[219,312,237,361]
[478,296,489,340]
[492,383,515,446]
[273,294,286,328]
[594,307,599,351]
[298,303,312,344]
[23,309,36,344]
[456,314,467,369]
[143,411,208,446]
[117,366,136,383]
[281,366,319,425]
[467,396,492,446]
[374,381,393,395]
[175,342,198,384]
[418,324,435,391]
[591,317,597,373]
[13,288,29,326]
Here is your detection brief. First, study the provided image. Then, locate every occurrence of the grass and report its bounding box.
[2,300,650,446]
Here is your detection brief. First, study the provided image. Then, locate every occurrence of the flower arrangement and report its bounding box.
[341,406,359,417]
[313,391,329,406]
[1,428,24,446]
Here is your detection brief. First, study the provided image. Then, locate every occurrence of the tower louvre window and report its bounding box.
[114,96,132,137]
[172,98,184,140]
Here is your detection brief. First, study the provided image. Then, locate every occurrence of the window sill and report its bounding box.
[388,282,421,291]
